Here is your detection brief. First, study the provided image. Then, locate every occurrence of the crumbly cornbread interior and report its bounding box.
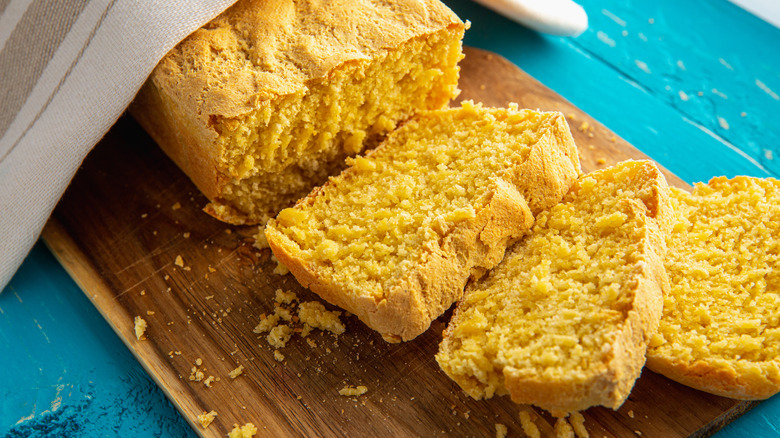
[208,27,464,223]
[648,177,780,394]
[437,161,665,402]
[271,102,565,301]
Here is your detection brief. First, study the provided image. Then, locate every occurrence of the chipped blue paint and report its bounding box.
[0,244,193,437]
[2,0,778,436]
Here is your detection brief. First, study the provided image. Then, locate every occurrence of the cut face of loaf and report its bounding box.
[647,176,780,400]
[131,0,465,225]
[265,102,581,342]
[436,160,673,416]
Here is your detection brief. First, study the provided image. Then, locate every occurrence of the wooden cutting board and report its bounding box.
[42,48,757,438]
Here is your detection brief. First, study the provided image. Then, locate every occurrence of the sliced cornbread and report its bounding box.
[265,102,581,342]
[131,0,465,224]
[647,176,780,400]
[437,160,673,415]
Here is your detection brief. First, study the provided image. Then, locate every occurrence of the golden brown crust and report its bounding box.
[130,0,465,224]
[266,108,581,342]
[646,356,780,400]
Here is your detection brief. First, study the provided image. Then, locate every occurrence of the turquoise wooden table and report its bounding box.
[2,0,778,436]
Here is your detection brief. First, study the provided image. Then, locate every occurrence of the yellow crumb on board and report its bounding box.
[172,202,181,210]
[495,423,508,438]
[555,417,574,438]
[570,412,589,438]
[275,289,298,305]
[174,255,184,267]
[197,410,217,428]
[204,375,216,387]
[339,385,368,397]
[274,350,285,362]
[267,325,293,348]
[228,423,258,438]
[134,316,147,340]
[519,410,541,438]
[229,365,245,379]
[298,302,345,335]
[597,158,607,165]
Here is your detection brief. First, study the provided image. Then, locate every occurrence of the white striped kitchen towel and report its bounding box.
[0,0,236,291]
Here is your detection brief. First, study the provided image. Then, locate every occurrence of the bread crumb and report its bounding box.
[140,290,146,296]
[254,314,280,334]
[204,375,216,387]
[275,289,298,305]
[570,412,588,438]
[267,325,293,348]
[229,365,245,379]
[190,367,204,382]
[610,135,617,142]
[298,301,345,335]
[519,410,540,438]
[338,385,368,396]
[175,255,184,267]
[205,295,214,300]
[228,423,257,438]
[578,121,590,133]
[172,202,181,210]
[274,350,285,362]
[628,410,635,418]
[276,306,293,322]
[190,358,205,382]
[197,410,217,428]
[596,158,606,165]
[555,417,574,438]
[134,316,147,340]
[495,423,507,438]
[183,232,191,238]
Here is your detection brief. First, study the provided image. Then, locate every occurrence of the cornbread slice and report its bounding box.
[266,102,581,342]
[647,176,780,399]
[437,160,673,415]
[131,0,465,225]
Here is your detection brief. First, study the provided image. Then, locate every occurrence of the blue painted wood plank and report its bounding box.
[2,0,778,436]
[0,244,193,437]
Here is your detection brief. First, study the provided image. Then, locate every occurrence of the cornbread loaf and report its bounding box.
[265,102,581,342]
[647,176,780,399]
[437,160,673,415]
[131,0,465,225]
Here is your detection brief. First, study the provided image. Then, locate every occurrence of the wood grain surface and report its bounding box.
[42,47,756,437]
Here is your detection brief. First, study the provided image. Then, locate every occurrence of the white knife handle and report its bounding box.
[473,0,589,36]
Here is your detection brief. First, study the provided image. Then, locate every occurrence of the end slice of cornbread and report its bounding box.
[436,160,672,416]
[265,102,581,342]
[646,176,780,400]
[131,0,465,225]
